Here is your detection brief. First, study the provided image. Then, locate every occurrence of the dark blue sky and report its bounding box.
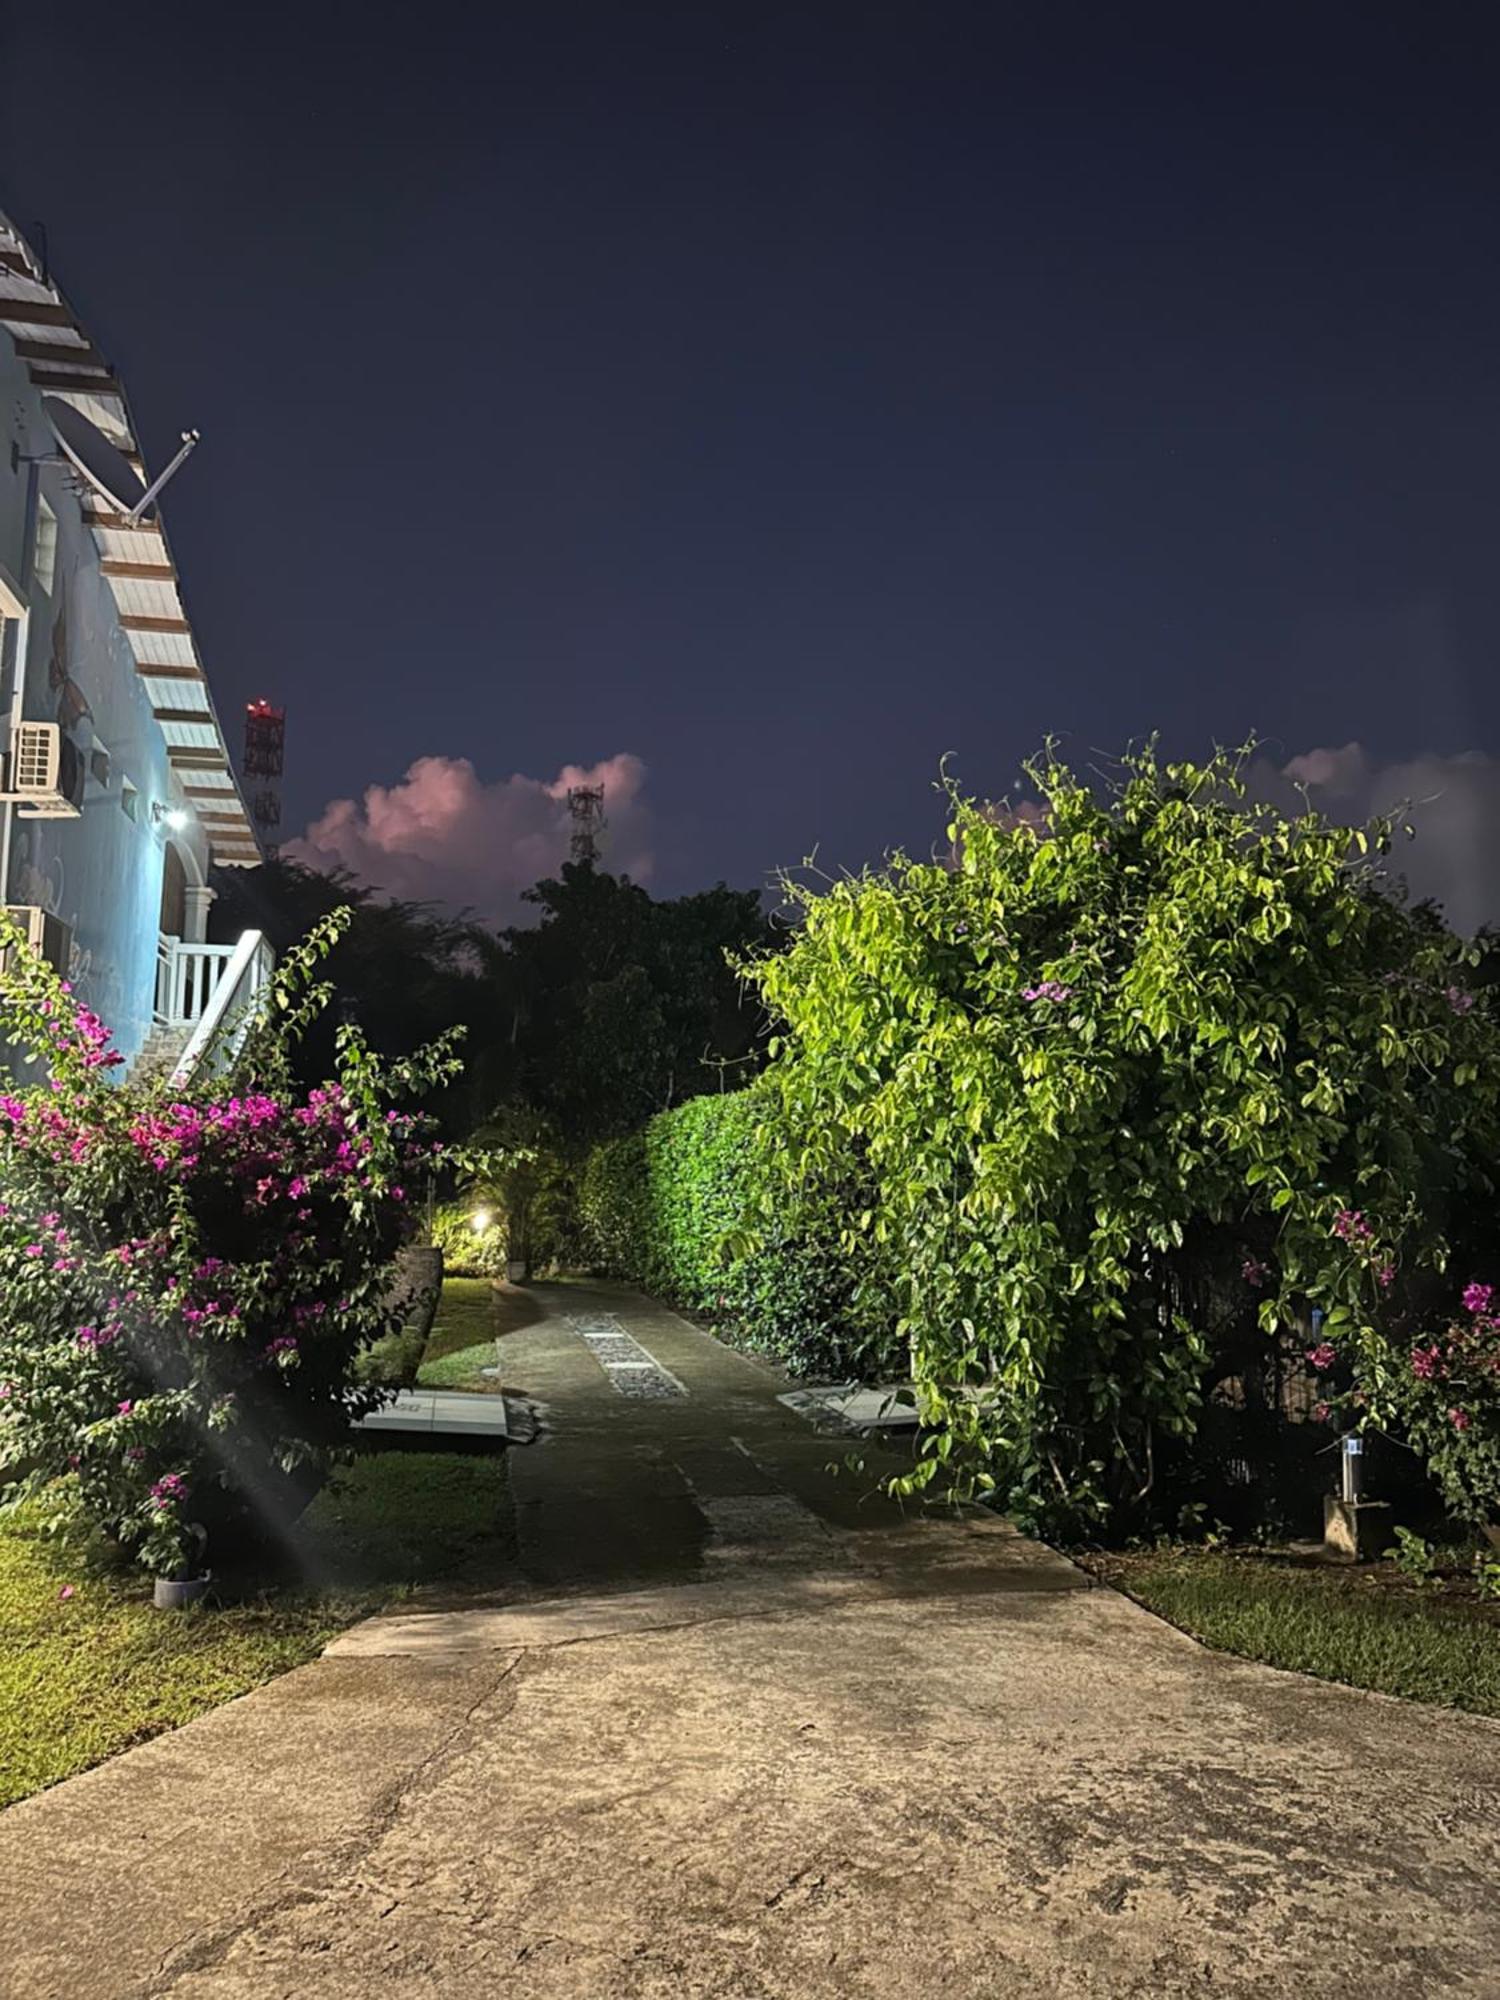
[5,2,1499,912]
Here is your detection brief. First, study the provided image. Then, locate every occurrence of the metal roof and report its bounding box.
[0,216,261,868]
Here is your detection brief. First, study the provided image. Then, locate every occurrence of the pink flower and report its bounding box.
[1333,1209,1373,1244]
[1241,1257,1268,1288]
[1449,1407,1471,1432]
[58,1585,74,1602]
[1411,1345,1441,1380]
[1306,1342,1336,1372]
[150,1472,186,1508]
[1312,1401,1332,1424]
[1376,1263,1395,1291]
[1022,979,1075,1005]
[1463,1282,1493,1316]
[116,1400,134,1417]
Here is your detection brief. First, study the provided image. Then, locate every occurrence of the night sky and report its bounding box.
[5,4,1500,923]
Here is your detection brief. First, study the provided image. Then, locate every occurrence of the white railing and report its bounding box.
[157,930,276,1084]
[155,935,239,1028]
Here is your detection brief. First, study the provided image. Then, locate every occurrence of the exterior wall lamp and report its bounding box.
[153,804,190,832]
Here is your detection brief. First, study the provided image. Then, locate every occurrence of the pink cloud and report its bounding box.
[286,752,651,923]
[1257,742,1500,934]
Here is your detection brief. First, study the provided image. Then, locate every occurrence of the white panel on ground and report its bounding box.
[778,1384,922,1430]
[358,1389,511,1438]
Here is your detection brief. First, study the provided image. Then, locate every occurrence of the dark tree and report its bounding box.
[486,865,774,1142]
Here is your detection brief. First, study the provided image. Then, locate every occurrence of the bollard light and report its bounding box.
[1340,1434,1364,1504]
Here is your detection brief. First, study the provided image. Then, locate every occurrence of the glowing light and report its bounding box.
[471,1209,491,1234]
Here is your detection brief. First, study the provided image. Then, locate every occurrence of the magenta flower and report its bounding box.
[58,1585,74,1602]
[1449,1407,1471,1432]
[1411,1345,1441,1380]
[116,1400,134,1417]
[1463,1282,1493,1316]
[150,1473,186,1508]
[1312,1401,1333,1424]
[1332,1209,1373,1243]
[1306,1342,1336,1372]
[1241,1257,1268,1289]
[1446,985,1475,1016]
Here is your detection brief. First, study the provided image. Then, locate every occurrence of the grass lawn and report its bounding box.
[0,1448,512,1809]
[416,1276,543,1390]
[1084,1545,1500,1717]
[415,1274,502,1389]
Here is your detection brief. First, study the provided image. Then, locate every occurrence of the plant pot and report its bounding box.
[153,1573,210,1611]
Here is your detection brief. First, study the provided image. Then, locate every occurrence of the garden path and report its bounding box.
[1,1280,1498,1998]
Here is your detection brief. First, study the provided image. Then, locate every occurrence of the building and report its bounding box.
[0,212,267,1079]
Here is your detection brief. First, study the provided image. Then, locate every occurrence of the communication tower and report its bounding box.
[566,783,606,866]
[243,698,286,857]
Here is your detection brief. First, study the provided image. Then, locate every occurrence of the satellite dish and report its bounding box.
[41,395,199,525]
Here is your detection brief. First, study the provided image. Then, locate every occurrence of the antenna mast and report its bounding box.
[243,698,286,858]
[566,783,606,866]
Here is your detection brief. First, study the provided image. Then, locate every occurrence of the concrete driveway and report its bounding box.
[1,1282,1496,1998]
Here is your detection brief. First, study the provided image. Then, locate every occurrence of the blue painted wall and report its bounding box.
[0,340,173,1072]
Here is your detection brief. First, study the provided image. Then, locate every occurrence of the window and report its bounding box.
[121,779,139,823]
[33,499,57,599]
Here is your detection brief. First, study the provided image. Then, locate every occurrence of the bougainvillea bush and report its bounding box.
[741,743,1500,1535]
[0,912,461,1578]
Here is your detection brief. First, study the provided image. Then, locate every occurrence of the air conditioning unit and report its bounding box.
[1,722,84,818]
[0,904,73,977]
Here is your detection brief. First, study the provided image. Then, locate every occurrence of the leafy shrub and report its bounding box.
[742,743,1500,1534]
[431,1200,507,1277]
[577,1131,647,1278]
[463,1107,580,1275]
[0,912,461,1577]
[1385,1526,1438,1585]
[578,1086,886,1379]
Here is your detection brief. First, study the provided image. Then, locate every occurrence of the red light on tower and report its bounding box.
[243,698,286,857]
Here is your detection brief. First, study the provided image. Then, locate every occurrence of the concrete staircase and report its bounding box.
[130,1021,194,1083]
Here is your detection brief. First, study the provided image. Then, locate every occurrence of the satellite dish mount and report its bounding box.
[40,395,200,526]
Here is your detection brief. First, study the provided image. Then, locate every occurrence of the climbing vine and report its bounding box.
[743,743,1500,1532]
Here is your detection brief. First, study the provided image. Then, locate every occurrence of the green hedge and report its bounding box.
[578,1086,891,1380]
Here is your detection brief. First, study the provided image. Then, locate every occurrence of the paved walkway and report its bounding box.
[2,1282,1498,1998]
